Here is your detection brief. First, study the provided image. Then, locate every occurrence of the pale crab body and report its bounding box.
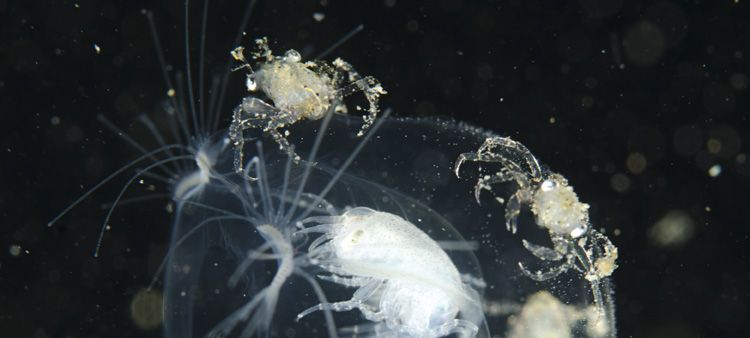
[530,174,590,238]
[251,49,337,120]
[229,38,386,172]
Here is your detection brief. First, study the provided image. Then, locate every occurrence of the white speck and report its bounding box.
[167,88,176,97]
[708,164,722,177]
[94,43,101,54]
[312,12,326,22]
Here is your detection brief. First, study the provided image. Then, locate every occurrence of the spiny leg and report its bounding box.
[455,148,529,185]
[478,137,543,180]
[332,58,386,136]
[521,239,564,261]
[231,97,280,176]
[296,280,383,321]
[473,168,516,203]
[230,105,249,176]
[294,269,340,338]
[518,256,575,282]
[454,149,500,178]
[265,126,300,162]
[317,274,371,288]
[504,190,523,234]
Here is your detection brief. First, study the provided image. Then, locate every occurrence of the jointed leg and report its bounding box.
[296,280,382,321]
[522,239,564,261]
[317,274,371,288]
[230,105,249,176]
[478,137,543,180]
[473,168,515,203]
[332,58,386,136]
[518,259,573,282]
[504,191,523,234]
[265,126,300,162]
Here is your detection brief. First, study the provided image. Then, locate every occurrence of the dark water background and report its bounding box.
[1,0,748,337]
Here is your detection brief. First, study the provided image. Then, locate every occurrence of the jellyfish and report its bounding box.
[159,113,494,338]
[48,1,618,337]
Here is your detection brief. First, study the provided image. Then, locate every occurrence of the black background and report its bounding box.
[1,0,749,337]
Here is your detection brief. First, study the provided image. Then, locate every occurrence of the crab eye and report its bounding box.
[283,49,301,63]
[570,224,588,238]
[245,75,257,91]
[540,179,557,191]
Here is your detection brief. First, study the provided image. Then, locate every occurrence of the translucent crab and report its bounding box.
[229,37,386,175]
[454,136,618,334]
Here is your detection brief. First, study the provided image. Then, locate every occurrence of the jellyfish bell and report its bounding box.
[160,113,493,338]
[162,111,617,338]
[51,112,617,337]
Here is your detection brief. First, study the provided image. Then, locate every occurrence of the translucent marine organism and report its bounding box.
[48,1,618,336]
[229,37,387,172]
[296,207,483,337]
[454,136,618,336]
[506,291,610,338]
[51,4,488,336]
[161,113,491,338]
[46,7,234,258]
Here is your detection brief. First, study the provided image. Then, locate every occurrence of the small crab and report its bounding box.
[228,37,386,176]
[454,136,618,306]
